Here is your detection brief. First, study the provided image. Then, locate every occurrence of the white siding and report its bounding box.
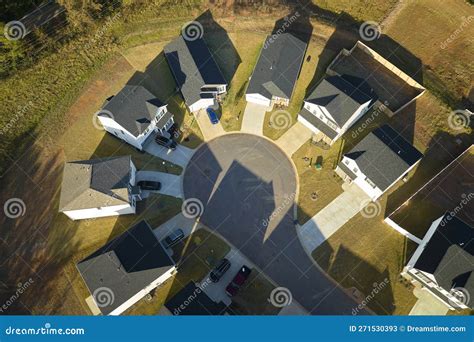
[297,114,321,134]
[246,93,271,107]
[189,98,215,113]
[63,204,136,221]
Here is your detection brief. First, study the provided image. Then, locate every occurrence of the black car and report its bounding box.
[209,258,231,283]
[137,180,161,191]
[225,265,252,296]
[162,229,185,248]
[155,135,177,150]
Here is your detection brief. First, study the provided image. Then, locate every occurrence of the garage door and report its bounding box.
[245,93,271,107]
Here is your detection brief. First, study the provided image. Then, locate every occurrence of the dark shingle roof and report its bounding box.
[246,33,307,100]
[306,76,375,127]
[414,214,474,308]
[77,220,175,315]
[164,36,226,107]
[101,85,165,137]
[165,282,228,315]
[343,125,423,190]
[298,107,338,140]
[59,156,131,211]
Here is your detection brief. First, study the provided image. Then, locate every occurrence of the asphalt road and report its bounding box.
[183,133,368,315]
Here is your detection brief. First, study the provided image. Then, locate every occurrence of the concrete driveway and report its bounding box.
[194,109,225,141]
[409,288,450,315]
[136,170,183,198]
[152,213,198,240]
[240,102,270,135]
[183,134,368,315]
[199,248,251,306]
[298,183,369,253]
[275,122,314,156]
[143,137,194,168]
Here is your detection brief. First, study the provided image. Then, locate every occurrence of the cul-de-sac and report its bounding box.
[0,1,472,317]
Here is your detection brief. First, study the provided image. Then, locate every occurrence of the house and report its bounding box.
[245,33,307,107]
[98,85,174,150]
[402,214,473,310]
[164,35,227,113]
[59,156,139,220]
[298,75,376,145]
[77,220,176,316]
[335,125,423,200]
[163,282,228,315]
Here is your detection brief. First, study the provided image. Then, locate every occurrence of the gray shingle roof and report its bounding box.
[101,85,165,137]
[77,220,175,315]
[246,33,307,100]
[414,214,474,308]
[59,156,131,212]
[164,36,226,107]
[298,107,338,140]
[343,125,423,190]
[306,76,375,127]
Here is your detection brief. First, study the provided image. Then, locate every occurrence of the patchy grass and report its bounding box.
[219,32,265,132]
[312,0,399,22]
[293,139,344,224]
[312,198,419,315]
[125,228,231,315]
[229,271,279,315]
[385,0,474,107]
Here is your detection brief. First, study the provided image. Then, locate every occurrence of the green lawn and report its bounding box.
[312,0,399,22]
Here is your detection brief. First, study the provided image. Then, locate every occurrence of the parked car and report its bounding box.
[209,258,231,283]
[206,108,219,125]
[225,265,252,296]
[155,135,177,150]
[162,229,185,248]
[137,180,161,191]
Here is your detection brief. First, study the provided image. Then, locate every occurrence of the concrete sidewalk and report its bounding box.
[240,102,270,135]
[275,122,313,156]
[298,183,370,253]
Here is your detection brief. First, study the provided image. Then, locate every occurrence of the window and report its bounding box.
[120,130,125,135]
[344,159,349,165]
[365,177,376,188]
[353,168,358,173]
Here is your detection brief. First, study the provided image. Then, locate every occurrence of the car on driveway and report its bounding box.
[155,135,177,150]
[209,258,231,283]
[162,229,185,248]
[206,108,219,125]
[137,180,162,191]
[225,265,252,296]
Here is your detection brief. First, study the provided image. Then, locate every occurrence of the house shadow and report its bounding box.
[0,140,82,314]
[384,129,474,216]
[271,10,313,45]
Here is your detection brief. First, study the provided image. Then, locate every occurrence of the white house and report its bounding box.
[246,33,307,107]
[59,156,140,220]
[98,85,175,150]
[402,214,473,310]
[164,36,227,113]
[298,75,375,145]
[77,220,177,315]
[335,125,423,200]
